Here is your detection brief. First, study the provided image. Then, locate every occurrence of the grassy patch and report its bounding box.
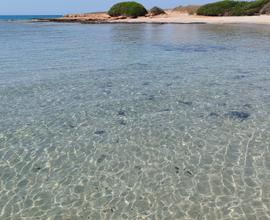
[173,5,200,15]
[197,0,270,16]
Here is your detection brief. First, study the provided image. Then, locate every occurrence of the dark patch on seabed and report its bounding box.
[1,22,270,220]
[208,112,219,117]
[225,111,250,121]
[94,130,106,135]
[178,100,193,106]
[117,110,126,116]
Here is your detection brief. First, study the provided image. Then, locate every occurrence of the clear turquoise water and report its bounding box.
[0,21,270,219]
[0,15,61,21]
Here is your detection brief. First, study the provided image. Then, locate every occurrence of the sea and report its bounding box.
[0,15,61,21]
[0,16,270,219]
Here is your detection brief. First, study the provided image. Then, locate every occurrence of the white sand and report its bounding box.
[110,13,270,25]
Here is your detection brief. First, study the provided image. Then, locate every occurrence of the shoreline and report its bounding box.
[36,18,207,25]
[35,11,270,25]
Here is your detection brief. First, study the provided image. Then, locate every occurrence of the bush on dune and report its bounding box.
[197,0,270,16]
[242,0,270,15]
[108,1,147,18]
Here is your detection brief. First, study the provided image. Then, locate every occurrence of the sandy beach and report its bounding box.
[117,13,270,25]
[39,10,270,25]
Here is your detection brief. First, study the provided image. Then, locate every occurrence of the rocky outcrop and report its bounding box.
[260,2,270,14]
[36,13,111,23]
[149,7,166,16]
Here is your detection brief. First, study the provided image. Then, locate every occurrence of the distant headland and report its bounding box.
[36,0,270,25]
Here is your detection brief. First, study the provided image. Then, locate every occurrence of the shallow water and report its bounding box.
[0,15,61,21]
[0,21,270,220]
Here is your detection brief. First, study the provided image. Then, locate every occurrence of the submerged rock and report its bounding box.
[160,108,170,112]
[243,104,252,109]
[184,168,193,177]
[209,112,219,117]
[94,130,106,135]
[142,82,150,86]
[225,111,250,121]
[68,122,77,128]
[134,165,142,170]
[32,167,42,172]
[118,110,126,116]
[97,154,106,163]
[147,95,155,101]
[178,100,192,106]
[119,119,127,125]
[233,75,246,80]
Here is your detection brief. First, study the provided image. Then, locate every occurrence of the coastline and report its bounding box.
[36,10,270,25]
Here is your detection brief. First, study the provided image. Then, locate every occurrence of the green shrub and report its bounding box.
[197,0,270,16]
[197,0,239,16]
[108,1,147,17]
[243,0,270,15]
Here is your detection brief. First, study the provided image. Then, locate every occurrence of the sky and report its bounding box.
[0,0,217,15]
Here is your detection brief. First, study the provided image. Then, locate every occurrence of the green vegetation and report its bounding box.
[108,1,147,17]
[197,0,270,16]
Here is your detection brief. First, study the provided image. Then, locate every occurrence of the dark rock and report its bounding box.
[209,112,219,117]
[113,138,120,143]
[184,168,193,177]
[161,108,170,112]
[218,103,227,107]
[149,7,166,16]
[142,82,150,86]
[233,75,246,80]
[147,95,155,101]
[134,165,142,170]
[118,110,126,116]
[243,104,252,109]
[106,82,113,88]
[103,89,111,95]
[208,82,221,87]
[94,130,106,135]
[73,95,81,100]
[99,82,113,89]
[178,100,192,106]
[97,154,106,163]
[68,123,76,128]
[32,167,42,172]
[119,119,127,125]
[225,111,250,121]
